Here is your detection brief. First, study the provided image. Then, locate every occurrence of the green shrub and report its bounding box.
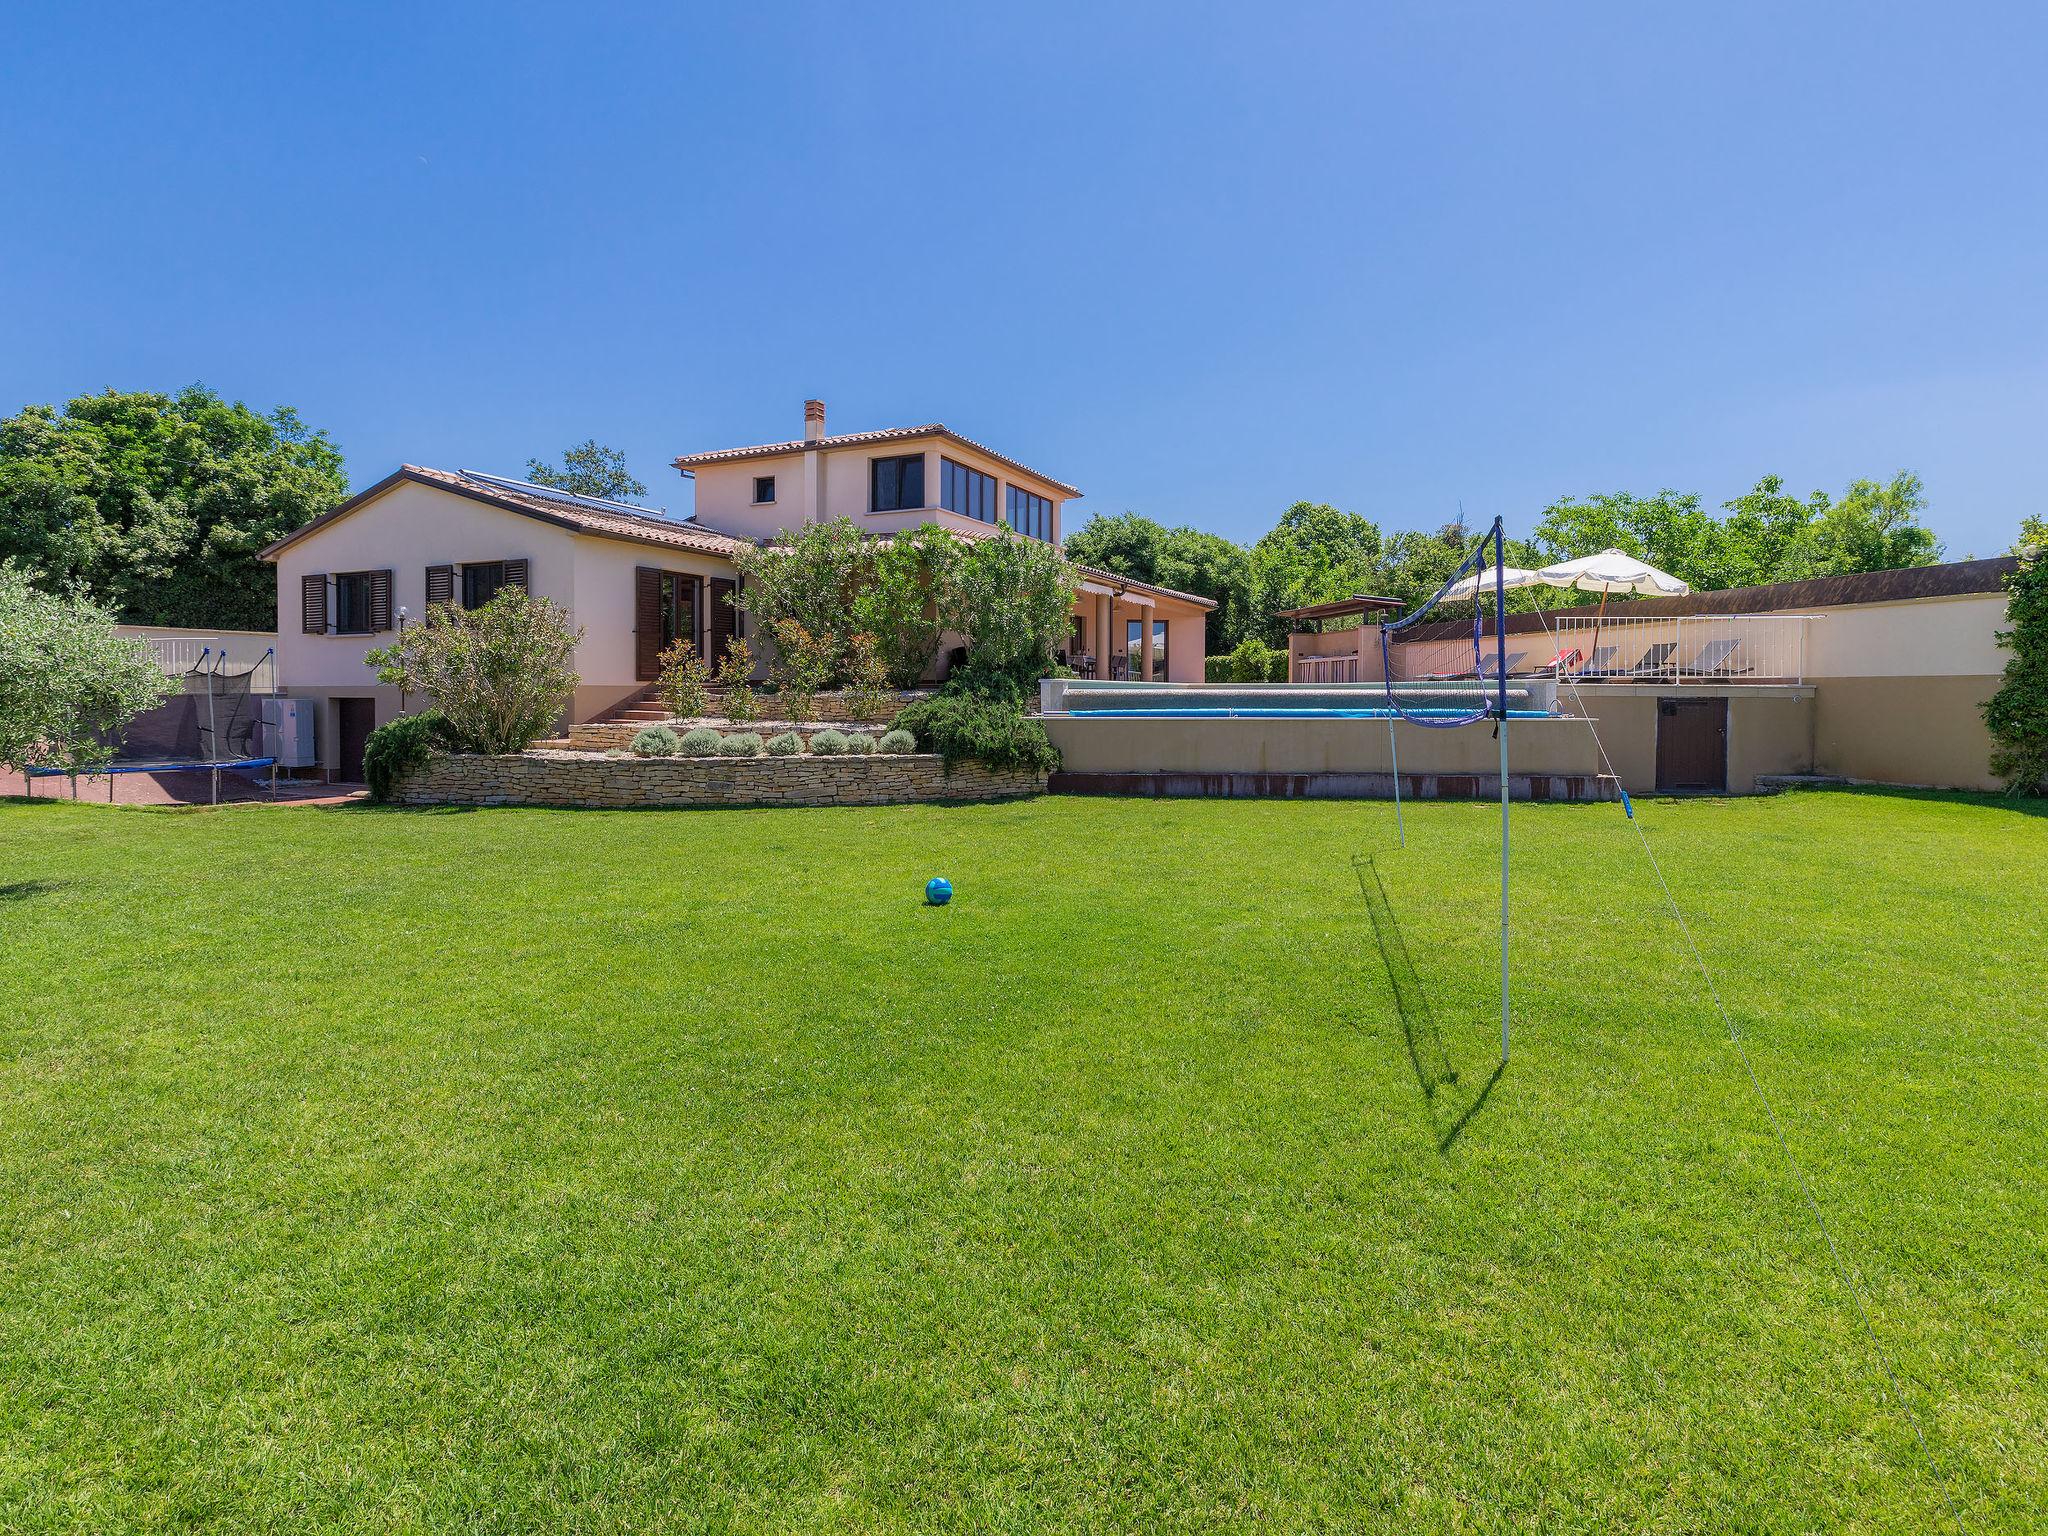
[654,638,712,718]
[715,732,765,758]
[878,729,916,754]
[765,730,803,756]
[629,725,680,757]
[362,709,454,801]
[677,726,722,756]
[808,728,848,756]
[366,588,581,752]
[1222,637,1289,683]
[843,732,877,754]
[1984,516,2048,794]
[769,621,834,723]
[843,630,892,721]
[715,639,759,725]
[892,688,1060,773]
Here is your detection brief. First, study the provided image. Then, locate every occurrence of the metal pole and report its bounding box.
[1387,716,1404,847]
[1496,521,1510,1066]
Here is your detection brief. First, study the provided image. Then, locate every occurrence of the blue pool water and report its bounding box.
[1057,682,1553,721]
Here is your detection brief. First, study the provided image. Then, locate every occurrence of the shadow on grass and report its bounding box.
[0,879,66,902]
[1352,852,1502,1154]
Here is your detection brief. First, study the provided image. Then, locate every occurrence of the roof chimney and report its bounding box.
[804,399,826,443]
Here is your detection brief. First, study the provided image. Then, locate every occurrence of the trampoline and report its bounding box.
[24,757,279,803]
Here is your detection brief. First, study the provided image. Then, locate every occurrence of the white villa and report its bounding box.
[260,402,1211,778]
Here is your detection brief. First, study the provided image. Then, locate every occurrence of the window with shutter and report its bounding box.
[369,569,394,632]
[503,558,529,592]
[634,566,662,681]
[425,565,455,608]
[302,573,328,634]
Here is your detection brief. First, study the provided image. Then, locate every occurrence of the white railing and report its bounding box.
[1546,612,1811,683]
[1296,654,1365,683]
[147,637,278,692]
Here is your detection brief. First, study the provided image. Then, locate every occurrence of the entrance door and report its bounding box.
[1655,697,1727,793]
[635,567,704,680]
[336,697,376,783]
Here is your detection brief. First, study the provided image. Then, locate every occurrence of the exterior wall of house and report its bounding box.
[270,480,748,773]
[690,438,1070,547]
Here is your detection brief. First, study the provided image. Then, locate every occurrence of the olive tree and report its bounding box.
[366,588,581,753]
[0,561,177,778]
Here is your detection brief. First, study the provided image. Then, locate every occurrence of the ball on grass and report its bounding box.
[925,876,953,906]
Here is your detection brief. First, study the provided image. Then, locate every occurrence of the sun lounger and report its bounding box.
[1517,647,1582,677]
[1582,641,1675,678]
[1675,637,1751,677]
[1423,650,1527,682]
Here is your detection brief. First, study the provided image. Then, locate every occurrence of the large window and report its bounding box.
[870,454,925,512]
[1007,485,1053,541]
[463,561,509,609]
[940,457,997,523]
[334,572,373,635]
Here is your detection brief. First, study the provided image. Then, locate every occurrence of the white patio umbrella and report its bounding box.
[1535,548,1690,672]
[1438,564,1548,602]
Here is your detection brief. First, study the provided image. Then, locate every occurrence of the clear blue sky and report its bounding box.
[5,2,2044,557]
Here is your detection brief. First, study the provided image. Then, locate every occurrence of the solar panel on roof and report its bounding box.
[458,470,685,525]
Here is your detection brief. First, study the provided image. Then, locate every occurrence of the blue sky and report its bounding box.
[5,2,2044,557]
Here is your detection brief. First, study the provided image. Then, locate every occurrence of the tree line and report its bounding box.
[0,385,1949,648]
[1065,473,1945,653]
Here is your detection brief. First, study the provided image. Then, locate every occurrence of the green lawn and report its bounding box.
[2,789,2043,1532]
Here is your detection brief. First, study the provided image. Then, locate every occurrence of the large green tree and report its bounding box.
[1534,472,1941,594]
[1064,512,1255,651]
[1247,502,1387,644]
[525,440,647,503]
[0,386,347,631]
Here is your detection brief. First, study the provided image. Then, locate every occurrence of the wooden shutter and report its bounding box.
[425,564,454,608]
[709,576,738,667]
[301,573,328,634]
[368,569,394,632]
[634,566,662,681]
[503,558,529,592]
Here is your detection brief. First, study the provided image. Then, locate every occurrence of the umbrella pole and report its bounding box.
[1589,586,1610,674]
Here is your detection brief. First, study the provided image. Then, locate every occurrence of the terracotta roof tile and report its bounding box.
[260,466,754,560]
[672,424,1082,497]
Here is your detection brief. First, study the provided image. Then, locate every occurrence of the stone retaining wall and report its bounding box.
[565,691,929,751]
[390,750,1045,809]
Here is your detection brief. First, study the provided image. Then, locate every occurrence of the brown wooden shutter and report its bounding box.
[709,576,738,667]
[301,573,328,634]
[369,569,394,632]
[634,566,662,681]
[503,558,529,592]
[425,564,454,608]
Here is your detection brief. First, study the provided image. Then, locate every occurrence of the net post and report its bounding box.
[1495,519,1510,1066]
[1387,716,1404,847]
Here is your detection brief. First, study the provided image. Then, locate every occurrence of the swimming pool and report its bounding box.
[1051,681,1557,720]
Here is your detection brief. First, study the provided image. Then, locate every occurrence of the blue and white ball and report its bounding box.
[925,876,953,906]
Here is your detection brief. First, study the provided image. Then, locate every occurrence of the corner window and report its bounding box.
[753,475,776,504]
[940,458,997,523]
[334,572,373,634]
[462,561,508,609]
[1007,486,1053,541]
[870,453,925,513]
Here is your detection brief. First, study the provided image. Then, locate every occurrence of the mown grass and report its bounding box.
[1,789,2043,1532]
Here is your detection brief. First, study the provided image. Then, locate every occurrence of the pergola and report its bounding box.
[1275,594,1406,682]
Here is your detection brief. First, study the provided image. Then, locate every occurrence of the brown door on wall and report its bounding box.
[1656,697,1728,793]
[336,698,376,783]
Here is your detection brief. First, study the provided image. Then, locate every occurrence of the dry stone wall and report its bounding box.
[391,750,1045,809]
